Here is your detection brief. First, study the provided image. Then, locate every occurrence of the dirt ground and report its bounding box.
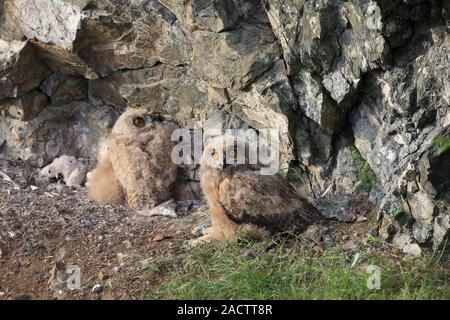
[0,155,396,300]
[0,156,211,300]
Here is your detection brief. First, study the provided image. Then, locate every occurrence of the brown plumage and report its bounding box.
[86,108,179,212]
[194,135,321,244]
[86,154,124,204]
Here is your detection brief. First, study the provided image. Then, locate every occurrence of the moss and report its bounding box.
[285,165,307,184]
[434,135,450,157]
[348,144,378,191]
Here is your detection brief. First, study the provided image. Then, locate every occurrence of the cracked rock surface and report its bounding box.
[0,0,449,249]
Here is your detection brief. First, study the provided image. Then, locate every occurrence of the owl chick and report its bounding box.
[86,109,179,212]
[195,135,321,244]
[40,155,87,188]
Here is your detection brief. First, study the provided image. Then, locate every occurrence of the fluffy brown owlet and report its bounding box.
[194,135,321,244]
[86,108,179,212]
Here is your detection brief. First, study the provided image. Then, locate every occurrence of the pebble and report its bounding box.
[140,258,153,270]
[117,253,127,264]
[91,284,103,294]
[123,240,132,249]
[77,219,93,228]
[95,243,105,253]
[402,243,422,257]
[192,223,212,237]
[321,234,334,246]
[243,250,258,260]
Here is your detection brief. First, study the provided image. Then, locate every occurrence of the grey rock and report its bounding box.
[243,250,259,260]
[36,42,98,79]
[331,137,359,194]
[138,199,178,218]
[321,234,334,246]
[349,25,449,248]
[6,0,89,51]
[265,0,390,131]
[192,25,279,90]
[392,233,412,250]
[0,0,448,249]
[0,43,51,99]
[402,243,422,257]
[91,284,104,294]
[433,210,450,250]
[5,90,48,121]
[0,102,116,167]
[184,0,240,32]
[40,74,87,106]
[192,222,212,237]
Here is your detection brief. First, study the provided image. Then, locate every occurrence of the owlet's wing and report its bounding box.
[218,171,321,233]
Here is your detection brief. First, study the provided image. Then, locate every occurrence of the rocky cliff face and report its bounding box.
[0,0,448,249]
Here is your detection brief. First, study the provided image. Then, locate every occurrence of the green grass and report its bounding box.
[434,135,450,157]
[348,144,377,191]
[147,238,449,300]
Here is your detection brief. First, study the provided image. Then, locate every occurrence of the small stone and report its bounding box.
[140,258,153,270]
[95,243,105,253]
[321,234,334,246]
[356,216,368,222]
[117,253,127,264]
[151,234,169,242]
[122,240,132,249]
[243,250,258,260]
[402,243,422,257]
[392,233,412,250]
[192,223,212,237]
[77,219,93,228]
[139,200,178,218]
[91,284,103,294]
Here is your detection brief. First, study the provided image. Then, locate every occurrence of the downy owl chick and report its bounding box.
[195,134,321,244]
[87,108,179,212]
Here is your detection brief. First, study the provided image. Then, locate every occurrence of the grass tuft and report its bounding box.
[348,144,377,191]
[147,238,449,300]
[434,135,450,157]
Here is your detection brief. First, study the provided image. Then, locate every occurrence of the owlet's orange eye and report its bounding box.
[211,150,219,160]
[133,116,145,128]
